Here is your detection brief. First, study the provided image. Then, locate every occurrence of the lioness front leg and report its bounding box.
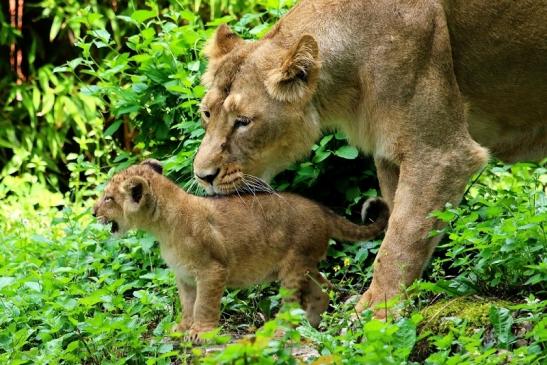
[357,149,487,317]
[188,263,227,343]
[172,279,196,333]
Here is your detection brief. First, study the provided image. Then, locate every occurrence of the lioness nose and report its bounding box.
[196,168,220,185]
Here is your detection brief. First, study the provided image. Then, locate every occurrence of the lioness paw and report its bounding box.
[186,325,215,344]
[172,319,193,333]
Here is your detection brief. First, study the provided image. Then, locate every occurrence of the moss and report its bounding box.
[419,296,513,335]
[410,297,515,362]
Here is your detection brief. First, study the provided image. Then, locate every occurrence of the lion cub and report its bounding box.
[94,160,389,342]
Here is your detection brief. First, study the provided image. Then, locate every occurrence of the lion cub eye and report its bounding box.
[234,117,251,129]
[104,196,114,203]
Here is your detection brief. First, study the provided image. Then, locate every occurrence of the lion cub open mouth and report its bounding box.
[94,159,389,343]
[108,220,119,234]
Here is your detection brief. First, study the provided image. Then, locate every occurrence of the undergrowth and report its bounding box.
[1,1,546,363]
[1,161,545,364]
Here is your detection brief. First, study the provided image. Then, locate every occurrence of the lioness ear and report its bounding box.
[204,24,244,59]
[141,159,163,175]
[265,34,320,102]
[121,176,149,211]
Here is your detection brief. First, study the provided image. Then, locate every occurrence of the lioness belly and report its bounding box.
[444,0,547,161]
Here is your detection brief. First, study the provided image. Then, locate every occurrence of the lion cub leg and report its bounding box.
[172,279,196,333]
[279,257,328,327]
[301,269,330,328]
[279,260,308,302]
[188,263,227,343]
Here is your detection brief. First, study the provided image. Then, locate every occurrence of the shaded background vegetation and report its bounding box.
[0,0,545,364]
[0,0,376,209]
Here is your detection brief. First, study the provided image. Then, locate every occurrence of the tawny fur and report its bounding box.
[93,161,389,342]
[192,0,547,317]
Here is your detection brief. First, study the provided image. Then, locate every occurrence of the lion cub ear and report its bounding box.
[120,176,149,212]
[265,34,320,103]
[204,24,244,59]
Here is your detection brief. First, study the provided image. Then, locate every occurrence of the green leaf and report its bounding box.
[90,29,111,43]
[50,14,63,41]
[0,277,15,290]
[24,281,42,292]
[187,60,200,72]
[104,120,123,136]
[319,134,334,146]
[313,150,331,163]
[207,16,235,26]
[131,10,157,23]
[67,58,83,70]
[52,66,69,73]
[250,23,270,36]
[65,340,80,352]
[334,145,359,159]
[489,306,514,349]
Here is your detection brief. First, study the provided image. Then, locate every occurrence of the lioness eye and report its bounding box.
[234,117,251,129]
[203,110,210,119]
[104,196,113,203]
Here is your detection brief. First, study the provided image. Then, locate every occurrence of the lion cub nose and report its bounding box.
[196,168,220,185]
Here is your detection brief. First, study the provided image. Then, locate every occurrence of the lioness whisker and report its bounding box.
[232,183,249,209]
[242,175,285,201]
[184,178,197,194]
[241,179,266,216]
[242,174,274,193]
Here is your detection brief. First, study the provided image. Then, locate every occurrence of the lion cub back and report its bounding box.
[200,192,388,287]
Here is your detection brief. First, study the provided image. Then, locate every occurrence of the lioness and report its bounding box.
[93,160,389,341]
[192,0,547,316]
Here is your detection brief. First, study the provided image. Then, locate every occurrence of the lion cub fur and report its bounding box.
[94,160,389,341]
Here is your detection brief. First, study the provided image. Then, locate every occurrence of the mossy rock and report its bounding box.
[411,296,515,362]
[418,296,513,335]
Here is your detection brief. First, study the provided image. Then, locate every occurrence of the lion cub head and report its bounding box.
[193,25,322,195]
[93,160,162,235]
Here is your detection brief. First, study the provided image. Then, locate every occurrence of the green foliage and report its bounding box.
[2,162,546,364]
[430,162,547,296]
[1,0,301,190]
[0,63,109,187]
[1,0,370,197]
[62,4,212,183]
[1,0,546,363]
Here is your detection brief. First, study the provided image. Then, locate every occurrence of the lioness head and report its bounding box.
[193,25,322,195]
[93,160,163,235]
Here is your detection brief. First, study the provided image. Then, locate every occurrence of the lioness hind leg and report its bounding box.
[302,270,330,328]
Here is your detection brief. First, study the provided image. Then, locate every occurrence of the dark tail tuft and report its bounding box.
[329,197,390,242]
[361,197,390,226]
